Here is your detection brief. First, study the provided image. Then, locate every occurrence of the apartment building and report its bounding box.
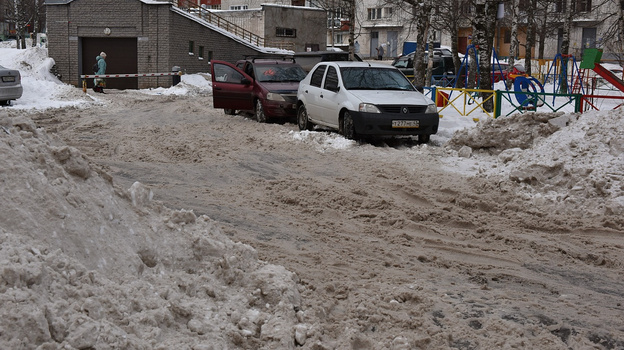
[314,0,622,61]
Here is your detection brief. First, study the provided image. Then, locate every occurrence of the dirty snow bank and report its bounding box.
[0,112,306,349]
[446,110,624,228]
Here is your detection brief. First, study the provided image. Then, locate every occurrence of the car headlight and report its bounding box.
[425,103,437,113]
[266,92,286,101]
[359,103,381,113]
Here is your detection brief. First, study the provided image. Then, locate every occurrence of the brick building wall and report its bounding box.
[262,4,325,53]
[170,10,260,73]
[45,0,264,89]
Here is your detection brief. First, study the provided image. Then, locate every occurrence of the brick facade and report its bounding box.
[45,0,264,89]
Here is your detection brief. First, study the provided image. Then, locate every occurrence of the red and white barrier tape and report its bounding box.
[81,72,182,78]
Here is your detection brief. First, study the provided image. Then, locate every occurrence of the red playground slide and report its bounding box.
[580,48,624,93]
[592,63,624,93]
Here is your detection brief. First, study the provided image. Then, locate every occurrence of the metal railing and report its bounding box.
[580,94,624,111]
[423,86,583,119]
[434,87,497,119]
[496,90,582,117]
[172,0,264,47]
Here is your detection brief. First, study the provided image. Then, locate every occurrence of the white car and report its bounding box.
[296,61,439,143]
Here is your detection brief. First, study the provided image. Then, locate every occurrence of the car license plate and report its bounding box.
[392,120,419,128]
[2,76,16,82]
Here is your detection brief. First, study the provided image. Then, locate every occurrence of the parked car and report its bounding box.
[391,49,455,80]
[492,62,526,82]
[296,61,439,143]
[293,50,363,72]
[0,65,23,106]
[211,57,308,122]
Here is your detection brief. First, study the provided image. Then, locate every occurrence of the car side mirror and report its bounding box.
[241,77,251,85]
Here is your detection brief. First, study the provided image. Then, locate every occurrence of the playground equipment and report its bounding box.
[454,45,480,89]
[580,48,624,94]
[543,54,584,97]
[513,76,545,109]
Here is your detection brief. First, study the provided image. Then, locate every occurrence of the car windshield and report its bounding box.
[340,67,415,91]
[255,65,307,83]
[513,64,526,72]
[392,57,411,68]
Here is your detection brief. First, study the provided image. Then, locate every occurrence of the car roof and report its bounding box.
[293,50,348,56]
[239,56,297,63]
[236,59,300,67]
[318,61,397,69]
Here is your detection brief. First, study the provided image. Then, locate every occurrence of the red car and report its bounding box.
[211,58,307,122]
[492,63,526,82]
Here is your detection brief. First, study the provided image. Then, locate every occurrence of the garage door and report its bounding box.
[82,37,138,90]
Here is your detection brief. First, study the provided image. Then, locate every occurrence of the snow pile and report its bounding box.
[0,113,307,349]
[139,73,213,96]
[446,109,624,228]
[0,45,90,110]
[0,44,213,108]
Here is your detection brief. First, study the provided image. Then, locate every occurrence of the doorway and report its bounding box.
[387,31,398,57]
[81,37,138,89]
[370,31,379,59]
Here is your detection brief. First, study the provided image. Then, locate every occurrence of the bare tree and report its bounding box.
[413,1,434,87]
[531,0,561,60]
[309,0,357,59]
[559,0,573,93]
[595,0,624,67]
[425,7,436,86]
[471,0,500,111]
[506,0,519,88]
[3,0,45,49]
[436,0,471,77]
[524,0,536,76]
[379,0,435,87]
[346,0,356,60]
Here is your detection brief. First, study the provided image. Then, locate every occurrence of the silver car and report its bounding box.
[0,65,23,106]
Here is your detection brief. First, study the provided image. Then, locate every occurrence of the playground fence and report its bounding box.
[495,90,582,117]
[429,87,498,119]
[580,94,624,112]
[424,87,583,119]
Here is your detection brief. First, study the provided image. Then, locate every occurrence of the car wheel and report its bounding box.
[297,104,312,131]
[0,100,9,106]
[255,99,267,123]
[418,134,431,144]
[224,109,236,115]
[342,111,356,140]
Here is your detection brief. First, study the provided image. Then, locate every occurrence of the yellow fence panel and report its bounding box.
[435,87,497,119]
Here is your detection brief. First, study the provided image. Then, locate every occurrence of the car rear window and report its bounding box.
[254,65,307,83]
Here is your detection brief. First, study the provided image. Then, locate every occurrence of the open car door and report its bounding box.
[211,60,254,111]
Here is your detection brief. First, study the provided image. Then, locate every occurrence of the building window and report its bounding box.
[334,33,344,45]
[460,2,474,14]
[188,41,194,55]
[384,7,393,18]
[198,46,204,59]
[504,30,511,44]
[208,51,213,62]
[576,0,591,12]
[229,5,248,10]
[276,27,296,38]
[367,8,382,20]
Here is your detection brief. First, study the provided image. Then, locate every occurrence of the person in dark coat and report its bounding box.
[93,52,107,93]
